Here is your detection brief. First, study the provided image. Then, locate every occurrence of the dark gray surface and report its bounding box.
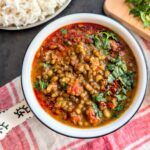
[0,0,104,86]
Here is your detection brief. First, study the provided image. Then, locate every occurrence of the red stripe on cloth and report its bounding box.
[76,109,150,150]
[138,104,150,113]
[132,137,150,150]
[113,112,150,149]
[0,86,13,110]
[10,82,20,103]
[60,139,84,150]
[77,138,108,150]
[23,121,39,150]
[1,126,30,150]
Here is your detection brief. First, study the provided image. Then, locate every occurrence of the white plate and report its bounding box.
[0,0,72,30]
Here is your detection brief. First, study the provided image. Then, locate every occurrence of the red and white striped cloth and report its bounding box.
[0,37,150,150]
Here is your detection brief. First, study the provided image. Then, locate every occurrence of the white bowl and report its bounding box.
[22,13,148,138]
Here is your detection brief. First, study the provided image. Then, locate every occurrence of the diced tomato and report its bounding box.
[109,80,120,94]
[67,80,83,96]
[107,102,115,109]
[86,108,101,125]
[99,101,107,110]
[70,113,81,125]
[110,40,122,51]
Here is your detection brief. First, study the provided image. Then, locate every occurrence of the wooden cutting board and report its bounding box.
[104,0,150,41]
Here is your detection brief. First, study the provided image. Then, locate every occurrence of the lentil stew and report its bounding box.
[31,23,138,128]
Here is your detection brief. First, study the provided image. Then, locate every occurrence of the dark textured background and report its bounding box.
[0,0,104,86]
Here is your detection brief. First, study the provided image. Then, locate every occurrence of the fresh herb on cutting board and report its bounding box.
[126,0,150,28]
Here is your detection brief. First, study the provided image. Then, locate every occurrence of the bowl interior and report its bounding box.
[22,14,147,138]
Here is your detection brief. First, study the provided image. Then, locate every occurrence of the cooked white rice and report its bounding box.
[0,0,67,27]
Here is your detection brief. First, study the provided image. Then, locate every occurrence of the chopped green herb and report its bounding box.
[99,31,118,50]
[122,87,127,94]
[107,57,134,89]
[61,28,68,35]
[116,94,127,101]
[119,71,134,90]
[93,35,102,49]
[43,63,51,69]
[92,93,106,102]
[63,40,72,46]
[107,64,116,71]
[39,80,48,90]
[108,74,115,83]
[91,31,118,55]
[112,66,124,78]
[116,60,127,72]
[112,113,119,118]
[114,103,125,111]
[99,31,118,41]
[34,82,39,89]
[106,90,111,96]
[34,80,48,90]
[126,0,150,27]
[115,105,124,111]
[92,103,103,118]
[61,82,68,90]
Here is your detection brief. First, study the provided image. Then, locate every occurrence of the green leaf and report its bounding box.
[61,28,68,35]
[116,94,127,101]
[61,82,68,90]
[34,82,39,89]
[119,71,134,90]
[93,35,102,49]
[107,57,132,87]
[140,12,150,27]
[126,0,150,28]
[93,93,106,102]
[39,80,48,90]
[99,31,118,51]
[107,64,116,71]
[112,113,119,118]
[92,103,103,118]
[99,31,118,41]
[116,60,127,72]
[43,63,51,69]
[122,87,127,94]
[108,74,115,83]
[92,31,118,55]
[106,90,111,96]
[114,104,124,111]
[112,66,124,78]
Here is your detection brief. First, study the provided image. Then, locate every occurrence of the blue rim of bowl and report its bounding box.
[21,13,148,139]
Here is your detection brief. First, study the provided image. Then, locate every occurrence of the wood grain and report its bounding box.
[104,0,150,41]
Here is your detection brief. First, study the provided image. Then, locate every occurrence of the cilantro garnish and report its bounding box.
[114,104,124,111]
[92,93,106,102]
[126,0,150,27]
[91,31,118,55]
[92,103,103,118]
[34,80,48,90]
[61,28,68,35]
[39,80,48,90]
[93,35,102,49]
[115,94,127,101]
[61,82,68,90]
[34,81,39,89]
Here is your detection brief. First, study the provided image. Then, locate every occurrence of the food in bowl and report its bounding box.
[31,23,138,128]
